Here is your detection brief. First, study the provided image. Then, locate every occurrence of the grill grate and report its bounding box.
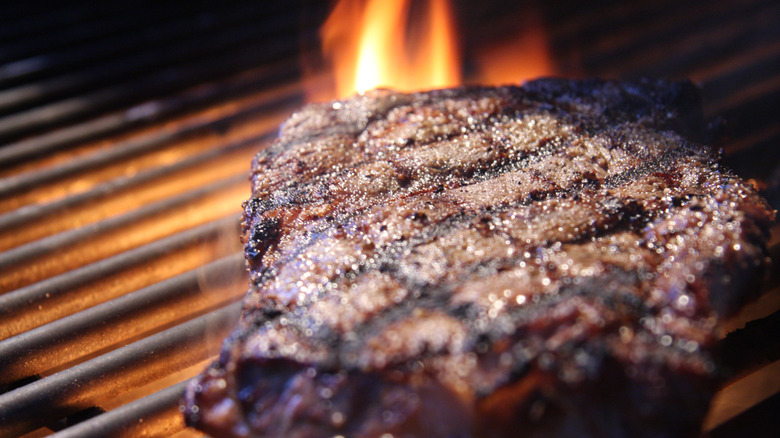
[0,0,778,437]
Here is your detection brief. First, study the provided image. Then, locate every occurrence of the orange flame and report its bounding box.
[315,1,556,101]
[469,4,555,86]
[321,0,461,98]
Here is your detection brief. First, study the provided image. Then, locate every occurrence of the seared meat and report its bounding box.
[184,79,774,438]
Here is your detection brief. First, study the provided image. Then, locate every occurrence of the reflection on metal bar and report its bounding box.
[0,0,281,85]
[0,11,296,114]
[0,214,240,339]
[0,176,244,271]
[50,380,191,438]
[0,301,241,437]
[0,87,296,196]
[0,252,245,386]
[0,131,274,231]
[0,60,300,167]
[0,33,310,144]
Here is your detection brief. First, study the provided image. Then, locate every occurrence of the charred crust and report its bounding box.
[243,197,274,217]
[245,217,281,261]
[187,79,774,438]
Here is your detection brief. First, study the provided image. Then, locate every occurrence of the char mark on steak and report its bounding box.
[185,79,774,438]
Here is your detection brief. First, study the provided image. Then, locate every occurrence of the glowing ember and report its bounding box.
[321,0,461,98]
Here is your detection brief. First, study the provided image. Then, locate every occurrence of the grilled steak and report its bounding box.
[184,79,774,438]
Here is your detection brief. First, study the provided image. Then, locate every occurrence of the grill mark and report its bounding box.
[250,86,553,200]
[315,147,712,367]
[250,211,364,285]
[464,270,652,397]
[333,218,655,367]
[466,135,571,184]
[241,158,708,369]
[275,195,659,370]
[258,143,679,313]
[336,280,639,380]
[243,132,576,284]
[601,140,709,189]
[246,109,568,217]
[248,121,704,236]
[241,129,612,282]
[252,81,706,220]
[331,264,649,373]
[488,142,707,213]
[254,96,418,163]
[260,213,479,364]
[238,99,717,372]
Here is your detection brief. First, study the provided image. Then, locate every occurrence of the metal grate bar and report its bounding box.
[0,31,314,144]
[0,86,297,197]
[0,8,299,115]
[710,392,780,438]
[549,0,678,41]
[49,380,191,438]
[0,214,240,340]
[0,302,242,437]
[0,190,246,294]
[0,252,245,387]
[720,309,780,379]
[0,0,158,49]
[579,0,778,75]
[0,1,263,66]
[719,88,780,181]
[701,60,780,123]
[0,175,244,272]
[0,130,276,231]
[705,358,780,434]
[0,0,274,86]
[0,61,301,168]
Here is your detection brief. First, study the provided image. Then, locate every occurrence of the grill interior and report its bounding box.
[0,0,777,437]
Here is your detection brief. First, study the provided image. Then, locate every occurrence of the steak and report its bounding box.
[184,79,774,438]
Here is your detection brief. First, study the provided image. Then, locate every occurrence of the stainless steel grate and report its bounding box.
[0,0,777,437]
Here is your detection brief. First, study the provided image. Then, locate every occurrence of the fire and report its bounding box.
[469,4,555,86]
[321,0,461,98]
[315,0,556,101]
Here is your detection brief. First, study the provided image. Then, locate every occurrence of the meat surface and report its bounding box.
[184,79,774,438]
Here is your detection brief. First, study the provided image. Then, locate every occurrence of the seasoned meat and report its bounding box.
[184,79,774,438]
